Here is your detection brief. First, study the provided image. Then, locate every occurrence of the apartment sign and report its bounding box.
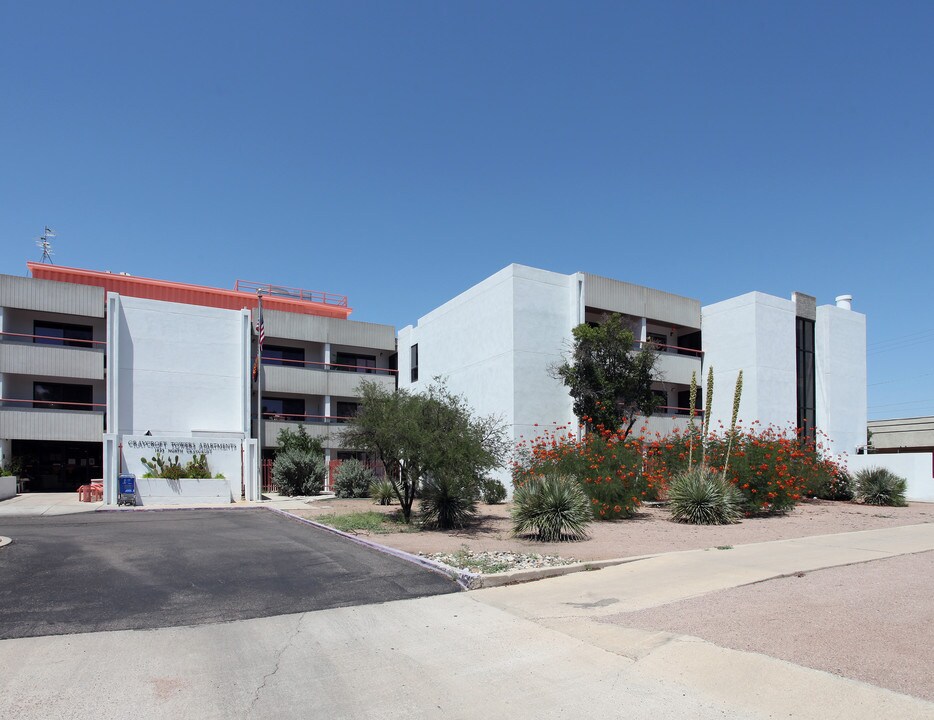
[122,434,242,475]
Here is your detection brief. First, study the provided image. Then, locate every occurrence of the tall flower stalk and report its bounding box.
[687,371,698,469]
[721,370,743,481]
[702,367,714,462]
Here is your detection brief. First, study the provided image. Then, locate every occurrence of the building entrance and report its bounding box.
[11,440,103,492]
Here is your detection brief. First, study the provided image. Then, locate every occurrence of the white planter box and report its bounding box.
[136,477,231,505]
[0,476,16,501]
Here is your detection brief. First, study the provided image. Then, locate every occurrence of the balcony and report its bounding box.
[637,340,702,386]
[0,399,105,442]
[260,413,352,448]
[260,356,396,396]
[0,331,105,380]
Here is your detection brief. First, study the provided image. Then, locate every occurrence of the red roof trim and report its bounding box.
[27,263,353,319]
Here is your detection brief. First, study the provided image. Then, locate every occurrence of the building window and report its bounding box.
[262,345,305,366]
[33,321,94,348]
[796,317,816,442]
[33,382,94,410]
[335,401,359,422]
[334,352,377,373]
[262,397,305,420]
[410,344,418,383]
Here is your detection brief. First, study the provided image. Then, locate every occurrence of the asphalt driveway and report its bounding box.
[0,508,460,639]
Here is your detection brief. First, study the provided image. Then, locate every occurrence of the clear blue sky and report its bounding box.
[2,1,932,420]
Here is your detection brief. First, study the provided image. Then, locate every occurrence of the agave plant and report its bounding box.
[420,475,477,530]
[669,465,742,525]
[511,473,592,542]
[855,467,908,507]
[370,478,395,505]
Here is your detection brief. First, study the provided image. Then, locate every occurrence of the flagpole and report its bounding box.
[256,291,264,489]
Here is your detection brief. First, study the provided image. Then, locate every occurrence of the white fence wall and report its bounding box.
[848,453,934,503]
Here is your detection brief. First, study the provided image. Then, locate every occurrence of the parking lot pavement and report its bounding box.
[0,508,459,639]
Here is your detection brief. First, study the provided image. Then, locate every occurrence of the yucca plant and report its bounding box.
[669,465,742,525]
[855,467,908,507]
[420,475,477,529]
[370,478,395,505]
[511,474,592,542]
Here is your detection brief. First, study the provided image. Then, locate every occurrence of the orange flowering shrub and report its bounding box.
[643,428,694,500]
[514,421,845,520]
[513,423,649,519]
[705,424,844,514]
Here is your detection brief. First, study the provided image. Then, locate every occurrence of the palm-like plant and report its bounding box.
[669,465,743,525]
[511,474,592,541]
[420,475,477,529]
[855,467,908,507]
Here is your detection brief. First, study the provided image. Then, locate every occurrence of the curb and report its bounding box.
[270,507,661,589]
[468,554,657,589]
[0,536,11,549]
[265,507,477,590]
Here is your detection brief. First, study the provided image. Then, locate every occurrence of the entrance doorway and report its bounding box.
[11,440,103,492]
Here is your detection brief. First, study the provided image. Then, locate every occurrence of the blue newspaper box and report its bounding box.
[118,474,136,505]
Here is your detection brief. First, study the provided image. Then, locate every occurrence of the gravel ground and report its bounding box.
[603,550,934,702]
[290,498,934,562]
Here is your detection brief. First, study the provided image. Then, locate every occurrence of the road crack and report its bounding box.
[249,613,306,712]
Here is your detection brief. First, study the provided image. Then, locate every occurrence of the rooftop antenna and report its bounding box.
[36,227,56,264]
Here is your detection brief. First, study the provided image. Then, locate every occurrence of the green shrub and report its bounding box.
[333,459,377,498]
[512,474,592,542]
[272,447,325,496]
[479,477,507,504]
[855,467,907,507]
[370,478,395,505]
[420,475,477,529]
[1,457,24,476]
[805,467,853,500]
[669,466,742,525]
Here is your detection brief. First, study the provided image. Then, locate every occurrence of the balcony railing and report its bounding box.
[260,355,396,376]
[262,412,354,424]
[636,340,703,357]
[0,397,106,411]
[235,280,348,308]
[0,331,106,348]
[656,405,705,417]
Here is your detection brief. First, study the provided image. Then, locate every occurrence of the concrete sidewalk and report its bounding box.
[0,492,102,517]
[0,491,334,518]
[473,522,934,618]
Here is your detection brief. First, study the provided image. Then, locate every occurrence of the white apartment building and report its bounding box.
[397,264,705,483]
[398,264,867,487]
[0,263,396,503]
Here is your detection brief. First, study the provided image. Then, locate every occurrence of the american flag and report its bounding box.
[256,305,265,347]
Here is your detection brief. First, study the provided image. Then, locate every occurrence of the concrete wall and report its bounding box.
[816,304,867,455]
[398,265,581,485]
[701,292,797,433]
[701,291,867,456]
[0,475,16,500]
[848,454,934,503]
[108,295,250,436]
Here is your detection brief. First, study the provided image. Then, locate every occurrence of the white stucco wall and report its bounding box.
[848,454,934,503]
[701,292,797,433]
[109,295,250,436]
[816,304,867,455]
[398,265,581,485]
